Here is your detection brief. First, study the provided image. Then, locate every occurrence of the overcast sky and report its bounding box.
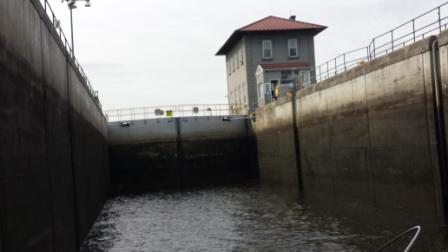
[49,0,446,110]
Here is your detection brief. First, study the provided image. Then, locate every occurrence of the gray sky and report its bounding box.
[50,0,446,110]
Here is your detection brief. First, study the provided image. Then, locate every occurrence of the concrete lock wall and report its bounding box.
[108,116,257,192]
[253,34,448,223]
[0,0,110,251]
[252,96,300,194]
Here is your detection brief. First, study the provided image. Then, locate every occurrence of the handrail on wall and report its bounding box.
[313,2,448,83]
[39,0,101,110]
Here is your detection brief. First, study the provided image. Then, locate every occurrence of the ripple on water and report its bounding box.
[82,185,379,252]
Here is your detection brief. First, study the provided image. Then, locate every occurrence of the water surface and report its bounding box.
[82,184,395,251]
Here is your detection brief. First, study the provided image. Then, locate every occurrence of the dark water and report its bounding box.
[82,184,446,251]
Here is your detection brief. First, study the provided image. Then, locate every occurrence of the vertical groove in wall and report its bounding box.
[39,16,56,252]
[66,61,80,248]
[175,118,184,188]
[244,118,250,173]
[291,95,304,193]
[362,71,376,205]
[244,117,258,179]
[325,91,336,200]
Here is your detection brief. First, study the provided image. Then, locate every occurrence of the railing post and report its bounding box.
[334,58,337,75]
[373,39,376,58]
[439,6,442,33]
[391,30,394,51]
[343,53,347,71]
[366,47,369,62]
[319,65,322,81]
[412,19,416,42]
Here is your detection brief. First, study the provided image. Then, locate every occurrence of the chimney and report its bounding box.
[289,15,296,21]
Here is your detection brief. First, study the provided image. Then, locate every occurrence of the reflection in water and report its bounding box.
[82,184,442,251]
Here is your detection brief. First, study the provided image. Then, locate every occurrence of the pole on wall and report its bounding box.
[291,75,304,193]
[431,39,448,222]
[64,0,92,58]
[70,7,74,58]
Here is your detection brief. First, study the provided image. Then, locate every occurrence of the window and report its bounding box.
[240,50,244,65]
[262,40,272,59]
[288,39,298,57]
[227,61,231,76]
[281,70,292,81]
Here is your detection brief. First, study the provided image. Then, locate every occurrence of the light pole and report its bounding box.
[63,0,91,58]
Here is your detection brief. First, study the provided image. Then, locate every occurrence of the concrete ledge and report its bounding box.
[256,96,291,114]
[298,35,436,98]
[108,116,249,145]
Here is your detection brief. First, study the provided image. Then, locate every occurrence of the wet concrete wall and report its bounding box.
[251,97,299,194]
[253,35,448,223]
[0,0,109,251]
[109,116,257,192]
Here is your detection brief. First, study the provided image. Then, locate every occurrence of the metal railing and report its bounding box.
[39,0,100,109]
[105,104,245,122]
[314,2,448,83]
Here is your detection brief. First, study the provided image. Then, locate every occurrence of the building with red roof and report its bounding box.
[216,15,326,111]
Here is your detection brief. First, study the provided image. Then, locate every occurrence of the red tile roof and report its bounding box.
[216,16,326,55]
[260,62,310,70]
[240,16,325,32]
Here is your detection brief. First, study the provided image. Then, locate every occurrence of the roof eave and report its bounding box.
[314,26,328,35]
[216,31,243,56]
[263,66,311,71]
[216,26,327,56]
